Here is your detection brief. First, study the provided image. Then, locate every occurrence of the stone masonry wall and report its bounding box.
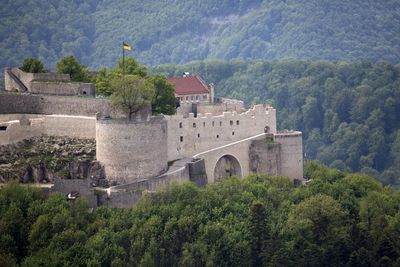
[166,104,276,161]
[30,81,95,96]
[96,116,168,185]
[249,139,281,177]
[0,92,118,117]
[274,131,304,180]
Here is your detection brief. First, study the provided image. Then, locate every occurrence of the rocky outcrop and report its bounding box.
[0,135,108,186]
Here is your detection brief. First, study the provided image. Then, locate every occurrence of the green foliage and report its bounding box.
[20,58,45,73]
[110,75,155,120]
[0,162,399,265]
[153,59,400,187]
[95,57,176,115]
[2,1,400,70]
[56,55,92,82]
[149,75,176,115]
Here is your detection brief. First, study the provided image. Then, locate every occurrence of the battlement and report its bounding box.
[166,104,277,161]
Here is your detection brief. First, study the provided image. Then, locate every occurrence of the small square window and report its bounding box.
[216,135,219,138]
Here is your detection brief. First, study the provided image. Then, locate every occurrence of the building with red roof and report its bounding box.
[168,74,214,103]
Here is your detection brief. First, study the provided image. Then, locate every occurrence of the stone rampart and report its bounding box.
[30,81,95,96]
[166,104,276,161]
[4,68,95,96]
[96,116,168,185]
[249,139,281,176]
[274,131,304,180]
[0,115,96,145]
[0,92,118,117]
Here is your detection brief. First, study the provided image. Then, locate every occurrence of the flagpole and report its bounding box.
[122,42,125,77]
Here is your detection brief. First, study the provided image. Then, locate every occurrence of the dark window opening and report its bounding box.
[212,121,214,127]
[198,133,200,138]
[193,123,196,128]
[180,136,183,142]
[83,91,87,95]
[220,121,222,126]
[216,135,219,138]
[230,120,233,126]
[236,120,239,125]
[232,131,235,135]
[203,122,205,127]
[179,122,182,128]
[0,126,7,131]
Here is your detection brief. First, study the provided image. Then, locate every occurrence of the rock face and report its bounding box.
[0,135,107,186]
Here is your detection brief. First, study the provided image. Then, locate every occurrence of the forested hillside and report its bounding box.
[1,0,400,70]
[153,60,400,187]
[0,162,399,266]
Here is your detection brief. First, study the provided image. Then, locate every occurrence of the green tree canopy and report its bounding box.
[110,75,155,121]
[56,56,91,82]
[20,58,45,73]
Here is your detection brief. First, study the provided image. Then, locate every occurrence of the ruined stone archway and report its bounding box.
[213,154,242,182]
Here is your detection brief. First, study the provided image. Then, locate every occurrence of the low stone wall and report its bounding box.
[51,179,98,208]
[30,81,95,96]
[0,115,96,145]
[0,92,118,117]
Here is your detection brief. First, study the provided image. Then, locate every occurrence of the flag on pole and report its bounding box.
[123,42,132,51]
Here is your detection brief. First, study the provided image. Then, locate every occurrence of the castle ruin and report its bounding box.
[0,68,303,207]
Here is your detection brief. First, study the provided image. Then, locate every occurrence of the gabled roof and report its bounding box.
[168,75,210,95]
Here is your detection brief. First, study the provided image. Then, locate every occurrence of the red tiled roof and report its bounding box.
[168,75,210,95]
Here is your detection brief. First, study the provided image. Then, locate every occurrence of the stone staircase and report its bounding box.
[4,68,28,92]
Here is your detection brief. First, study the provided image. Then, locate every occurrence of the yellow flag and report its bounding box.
[123,42,132,51]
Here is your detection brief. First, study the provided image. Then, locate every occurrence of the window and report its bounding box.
[219,121,222,126]
[232,131,235,136]
[203,95,207,100]
[196,95,199,100]
[197,133,200,138]
[193,123,196,128]
[236,120,239,125]
[203,122,205,127]
[216,135,219,138]
[212,121,214,127]
[186,96,189,100]
[0,126,7,131]
[179,122,182,128]
[230,120,233,126]
[180,136,183,142]
[191,96,194,100]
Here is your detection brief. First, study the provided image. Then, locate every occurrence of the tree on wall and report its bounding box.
[56,56,92,82]
[149,75,176,115]
[110,75,155,121]
[20,58,45,73]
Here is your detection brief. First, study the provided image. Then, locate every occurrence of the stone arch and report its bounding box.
[213,154,242,181]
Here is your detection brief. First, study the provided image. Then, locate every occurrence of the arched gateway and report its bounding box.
[213,154,242,181]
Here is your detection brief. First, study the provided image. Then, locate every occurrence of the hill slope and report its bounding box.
[1,0,400,70]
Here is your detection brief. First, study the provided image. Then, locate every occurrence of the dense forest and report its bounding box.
[153,60,400,187]
[1,0,400,71]
[0,162,399,266]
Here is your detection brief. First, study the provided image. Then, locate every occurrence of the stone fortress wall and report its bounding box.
[96,116,168,185]
[0,114,96,145]
[166,104,276,161]
[4,68,95,96]
[0,92,118,117]
[0,68,304,207]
